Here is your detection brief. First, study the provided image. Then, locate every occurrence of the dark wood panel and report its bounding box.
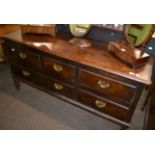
[78,90,130,121]
[42,56,76,83]
[15,50,41,71]
[6,44,41,71]
[79,69,137,104]
[44,77,75,99]
[11,64,43,85]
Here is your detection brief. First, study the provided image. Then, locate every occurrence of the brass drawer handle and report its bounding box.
[95,100,106,108]
[54,83,63,90]
[19,52,27,59]
[22,70,31,77]
[53,63,63,72]
[98,80,110,89]
[11,48,15,52]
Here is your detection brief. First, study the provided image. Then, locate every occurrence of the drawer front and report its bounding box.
[78,90,130,121]
[79,69,136,103]
[11,65,42,85]
[44,77,75,98]
[42,56,76,82]
[7,44,41,71]
[15,49,41,71]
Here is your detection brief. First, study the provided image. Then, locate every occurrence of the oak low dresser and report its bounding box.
[1,30,153,129]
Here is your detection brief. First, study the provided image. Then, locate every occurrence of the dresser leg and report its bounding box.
[141,85,152,111]
[13,77,20,90]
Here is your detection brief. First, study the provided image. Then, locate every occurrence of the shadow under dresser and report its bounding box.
[1,30,153,129]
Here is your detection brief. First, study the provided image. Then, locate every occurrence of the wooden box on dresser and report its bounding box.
[1,30,153,129]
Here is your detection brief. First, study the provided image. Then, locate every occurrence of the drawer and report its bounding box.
[42,56,76,82]
[79,69,136,103]
[11,65,42,85]
[78,90,130,121]
[44,77,75,98]
[7,44,41,71]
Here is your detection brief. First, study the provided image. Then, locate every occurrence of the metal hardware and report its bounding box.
[97,80,110,89]
[95,100,106,108]
[53,63,63,72]
[19,52,27,59]
[54,83,63,90]
[22,70,30,77]
[11,48,15,52]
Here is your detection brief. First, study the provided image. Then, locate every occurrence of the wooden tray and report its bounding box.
[20,24,56,37]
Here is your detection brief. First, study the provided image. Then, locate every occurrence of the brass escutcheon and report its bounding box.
[19,52,27,59]
[53,63,63,72]
[97,80,110,89]
[95,100,106,108]
[22,70,30,77]
[54,83,63,90]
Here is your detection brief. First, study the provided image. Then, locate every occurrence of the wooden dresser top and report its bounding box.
[1,30,153,85]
